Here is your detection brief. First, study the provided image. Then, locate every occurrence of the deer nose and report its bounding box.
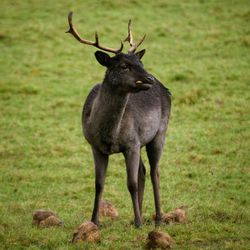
[146,75,155,83]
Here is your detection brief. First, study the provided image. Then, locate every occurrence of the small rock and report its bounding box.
[146,230,173,249]
[32,210,56,225]
[72,221,100,243]
[99,200,119,219]
[39,215,64,228]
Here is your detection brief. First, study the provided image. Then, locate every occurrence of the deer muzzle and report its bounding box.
[135,74,155,90]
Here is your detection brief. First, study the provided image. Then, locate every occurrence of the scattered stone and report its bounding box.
[146,230,173,249]
[72,221,100,243]
[32,210,63,227]
[99,200,119,219]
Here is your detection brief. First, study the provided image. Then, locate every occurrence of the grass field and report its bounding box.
[1,0,250,249]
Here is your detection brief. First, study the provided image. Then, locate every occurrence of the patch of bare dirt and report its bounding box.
[32,210,63,228]
[99,200,119,219]
[152,206,188,224]
[72,221,100,243]
[146,230,173,249]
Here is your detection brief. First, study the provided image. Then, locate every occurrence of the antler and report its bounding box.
[66,12,123,54]
[124,19,146,53]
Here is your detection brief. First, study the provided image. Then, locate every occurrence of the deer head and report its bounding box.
[66,12,155,92]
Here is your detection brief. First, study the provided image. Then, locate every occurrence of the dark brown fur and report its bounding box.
[82,51,171,227]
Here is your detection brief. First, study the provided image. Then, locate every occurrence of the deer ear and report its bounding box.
[135,49,146,60]
[95,51,111,67]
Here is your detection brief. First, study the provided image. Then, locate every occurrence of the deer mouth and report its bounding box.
[135,80,153,90]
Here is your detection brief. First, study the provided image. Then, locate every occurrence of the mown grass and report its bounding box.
[1,0,250,249]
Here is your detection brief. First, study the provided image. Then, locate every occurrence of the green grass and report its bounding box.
[1,0,250,249]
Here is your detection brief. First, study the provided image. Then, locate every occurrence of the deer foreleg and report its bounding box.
[91,147,109,227]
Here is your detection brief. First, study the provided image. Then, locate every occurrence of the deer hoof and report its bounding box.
[134,219,142,228]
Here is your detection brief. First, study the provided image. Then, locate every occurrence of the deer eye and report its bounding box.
[120,64,129,70]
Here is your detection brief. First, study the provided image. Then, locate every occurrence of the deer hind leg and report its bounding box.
[91,147,109,227]
[146,131,166,226]
[138,157,146,217]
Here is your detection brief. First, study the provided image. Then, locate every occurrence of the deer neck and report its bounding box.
[90,84,129,140]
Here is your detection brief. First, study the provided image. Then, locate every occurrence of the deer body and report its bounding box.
[83,78,169,155]
[67,13,171,227]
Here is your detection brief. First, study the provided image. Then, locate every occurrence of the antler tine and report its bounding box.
[135,34,146,49]
[66,12,123,54]
[124,19,146,53]
[124,19,133,46]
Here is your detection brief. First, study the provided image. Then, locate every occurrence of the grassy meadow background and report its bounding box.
[1,0,249,249]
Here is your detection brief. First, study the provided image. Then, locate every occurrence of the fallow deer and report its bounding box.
[67,12,171,227]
